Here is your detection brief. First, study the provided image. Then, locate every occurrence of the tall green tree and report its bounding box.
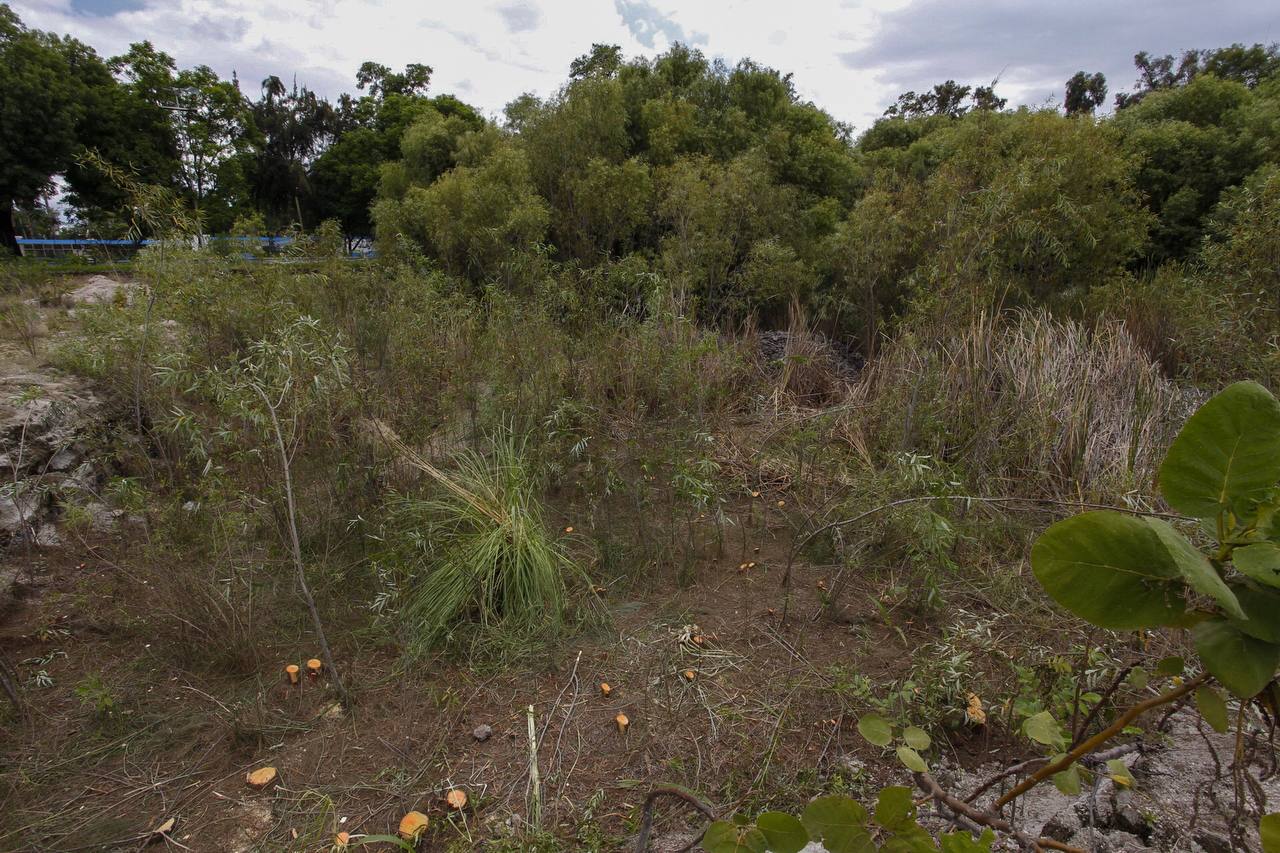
[1112,74,1270,260]
[1115,43,1280,108]
[1064,71,1107,115]
[169,66,254,233]
[63,41,180,230]
[310,64,453,236]
[0,5,83,253]
[99,42,256,234]
[373,142,549,282]
[884,80,1006,119]
[247,76,336,229]
[569,43,623,80]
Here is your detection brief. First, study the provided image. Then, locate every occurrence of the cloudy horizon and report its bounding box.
[9,0,1279,132]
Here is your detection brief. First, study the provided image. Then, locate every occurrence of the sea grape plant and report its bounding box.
[1033,380,1280,702]
[701,787,993,853]
[1030,380,1280,846]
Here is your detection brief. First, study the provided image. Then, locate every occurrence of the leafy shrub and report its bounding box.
[702,787,992,853]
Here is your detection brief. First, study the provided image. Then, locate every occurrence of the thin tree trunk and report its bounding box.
[134,291,156,437]
[1,197,19,256]
[252,383,351,706]
[0,651,24,719]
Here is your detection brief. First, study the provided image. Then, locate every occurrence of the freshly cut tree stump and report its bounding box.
[398,811,429,841]
[246,766,278,790]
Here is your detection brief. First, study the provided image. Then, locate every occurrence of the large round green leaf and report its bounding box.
[1228,583,1280,643]
[702,821,767,853]
[1262,813,1280,853]
[800,796,873,853]
[895,746,927,773]
[1234,542,1280,588]
[879,822,937,852]
[1022,711,1067,751]
[1052,759,1082,795]
[756,812,808,853]
[1158,381,1280,518]
[1195,684,1229,733]
[1145,518,1244,619]
[902,726,931,751]
[874,786,915,831]
[1032,511,1187,629]
[1194,617,1280,698]
[856,713,893,747]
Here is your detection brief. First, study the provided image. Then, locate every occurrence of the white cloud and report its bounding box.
[9,0,1276,132]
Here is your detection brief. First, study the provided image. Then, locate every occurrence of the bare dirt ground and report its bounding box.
[0,504,929,851]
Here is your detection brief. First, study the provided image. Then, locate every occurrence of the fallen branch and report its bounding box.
[916,771,1085,853]
[963,741,1141,804]
[994,674,1206,810]
[634,785,717,853]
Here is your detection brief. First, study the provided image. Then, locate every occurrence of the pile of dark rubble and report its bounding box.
[0,276,141,558]
[755,330,864,382]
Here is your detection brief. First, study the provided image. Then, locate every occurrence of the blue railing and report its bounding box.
[15,236,374,259]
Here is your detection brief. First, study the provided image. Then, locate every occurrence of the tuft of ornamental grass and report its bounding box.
[391,429,586,657]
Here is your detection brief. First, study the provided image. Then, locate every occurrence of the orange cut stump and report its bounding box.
[398,811,429,841]
[246,766,278,790]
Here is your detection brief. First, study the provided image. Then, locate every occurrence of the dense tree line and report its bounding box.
[370,38,1280,358]
[0,4,465,248]
[3,2,1279,368]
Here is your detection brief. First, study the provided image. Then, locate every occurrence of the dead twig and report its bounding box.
[995,674,1205,810]
[634,785,717,853]
[963,741,1140,805]
[916,771,1084,853]
[1071,662,1136,746]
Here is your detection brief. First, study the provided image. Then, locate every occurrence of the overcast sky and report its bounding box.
[11,0,1279,132]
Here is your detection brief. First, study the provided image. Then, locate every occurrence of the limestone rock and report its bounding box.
[61,275,137,307]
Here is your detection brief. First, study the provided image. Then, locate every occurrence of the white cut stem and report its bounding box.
[527,704,542,829]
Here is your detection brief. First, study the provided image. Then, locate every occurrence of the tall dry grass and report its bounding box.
[845,311,1194,499]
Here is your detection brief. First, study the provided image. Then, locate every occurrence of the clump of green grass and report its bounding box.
[391,430,587,656]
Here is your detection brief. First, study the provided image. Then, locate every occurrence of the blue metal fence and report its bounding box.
[15,236,374,260]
